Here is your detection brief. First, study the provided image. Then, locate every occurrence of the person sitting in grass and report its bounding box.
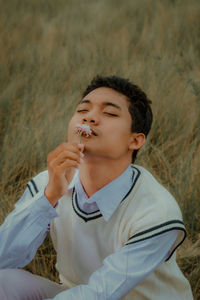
[0,75,193,300]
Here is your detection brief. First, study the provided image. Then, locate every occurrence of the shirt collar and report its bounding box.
[69,165,134,222]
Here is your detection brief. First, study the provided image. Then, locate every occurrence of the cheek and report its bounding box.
[69,114,79,127]
[105,122,131,140]
[67,118,76,139]
[102,129,131,152]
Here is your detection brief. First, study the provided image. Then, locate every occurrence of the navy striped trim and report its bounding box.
[125,220,186,261]
[30,179,39,194]
[72,189,102,222]
[121,166,140,203]
[72,166,141,222]
[166,228,186,261]
[27,179,39,197]
[27,183,34,197]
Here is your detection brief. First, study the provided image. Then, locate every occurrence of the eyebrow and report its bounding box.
[79,99,122,111]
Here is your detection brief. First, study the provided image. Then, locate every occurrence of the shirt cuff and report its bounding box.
[29,190,59,227]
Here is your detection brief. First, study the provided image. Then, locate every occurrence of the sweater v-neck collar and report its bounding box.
[71,165,141,222]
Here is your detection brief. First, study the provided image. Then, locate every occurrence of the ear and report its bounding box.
[128,133,146,151]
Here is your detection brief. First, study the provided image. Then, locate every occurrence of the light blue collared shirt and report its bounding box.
[74,165,134,221]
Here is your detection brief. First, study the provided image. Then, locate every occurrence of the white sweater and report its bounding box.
[33,165,193,299]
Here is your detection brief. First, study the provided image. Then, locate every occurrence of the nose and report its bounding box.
[82,112,99,125]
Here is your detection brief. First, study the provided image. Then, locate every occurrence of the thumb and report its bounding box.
[78,143,85,152]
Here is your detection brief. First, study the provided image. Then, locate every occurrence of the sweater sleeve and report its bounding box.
[0,174,58,269]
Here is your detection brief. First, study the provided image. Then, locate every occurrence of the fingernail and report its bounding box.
[80,152,84,158]
[80,158,84,163]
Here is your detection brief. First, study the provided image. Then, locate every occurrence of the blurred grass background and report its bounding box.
[0,0,199,298]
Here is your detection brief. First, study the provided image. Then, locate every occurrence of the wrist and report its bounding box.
[44,186,60,207]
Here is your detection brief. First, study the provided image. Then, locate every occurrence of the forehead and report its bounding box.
[81,87,129,109]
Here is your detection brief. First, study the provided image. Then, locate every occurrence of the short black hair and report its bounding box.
[82,75,153,162]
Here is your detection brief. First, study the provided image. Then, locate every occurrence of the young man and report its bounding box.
[0,75,193,299]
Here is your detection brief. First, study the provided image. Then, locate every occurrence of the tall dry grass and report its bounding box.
[0,0,200,298]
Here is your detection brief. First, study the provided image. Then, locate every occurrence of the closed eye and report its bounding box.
[77,109,89,113]
[104,112,118,117]
[77,110,118,116]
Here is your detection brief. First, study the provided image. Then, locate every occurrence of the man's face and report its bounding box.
[68,87,135,161]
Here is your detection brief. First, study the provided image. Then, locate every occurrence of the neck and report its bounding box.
[79,155,131,198]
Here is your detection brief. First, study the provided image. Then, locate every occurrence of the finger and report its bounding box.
[47,143,80,162]
[56,150,81,165]
[58,159,79,172]
[49,151,81,169]
[78,143,85,152]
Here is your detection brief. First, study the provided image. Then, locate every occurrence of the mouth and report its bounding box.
[74,124,98,138]
[81,130,97,138]
[90,128,98,136]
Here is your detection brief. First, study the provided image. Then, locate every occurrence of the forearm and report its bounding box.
[0,189,58,269]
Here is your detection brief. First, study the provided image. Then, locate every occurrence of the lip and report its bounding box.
[90,128,98,136]
[81,130,97,137]
[74,125,99,137]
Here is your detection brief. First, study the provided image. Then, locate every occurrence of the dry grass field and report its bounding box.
[0,0,200,298]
